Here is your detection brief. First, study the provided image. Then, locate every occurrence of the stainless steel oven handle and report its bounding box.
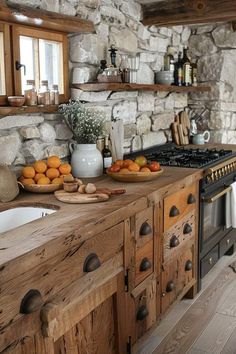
[203,186,232,203]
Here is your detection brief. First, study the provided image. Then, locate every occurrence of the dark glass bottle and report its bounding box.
[102,136,112,172]
[182,47,192,86]
[174,52,183,86]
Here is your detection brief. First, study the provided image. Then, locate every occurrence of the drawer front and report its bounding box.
[135,240,153,287]
[135,207,153,249]
[163,211,195,262]
[164,183,198,231]
[201,245,219,278]
[177,246,194,296]
[220,231,236,257]
[161,259,178,314]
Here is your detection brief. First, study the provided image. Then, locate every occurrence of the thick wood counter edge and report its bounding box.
[0,167,202,284]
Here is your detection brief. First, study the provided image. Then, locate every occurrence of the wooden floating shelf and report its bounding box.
[72,83,211,93]
[0,105,59,116]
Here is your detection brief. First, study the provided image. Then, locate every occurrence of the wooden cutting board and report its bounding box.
[54,190,110,204]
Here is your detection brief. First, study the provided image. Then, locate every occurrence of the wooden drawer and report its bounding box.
[161,259,178,314]
[219,231,236,257]
[164,183,198,231]
[135,240,153,287]
[163,210,195,262]
[176,245,194,296]
[135,207,153,249]
[200,245,219,278]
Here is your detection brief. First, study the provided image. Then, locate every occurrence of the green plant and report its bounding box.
[59,100,105,144]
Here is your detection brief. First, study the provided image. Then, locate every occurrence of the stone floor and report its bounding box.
[135,252,236,354]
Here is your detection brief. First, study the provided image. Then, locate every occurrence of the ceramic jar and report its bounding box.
[69,143,103,178]
[192,131,210,145]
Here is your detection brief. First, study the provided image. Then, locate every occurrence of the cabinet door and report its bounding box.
[161,259,178,314]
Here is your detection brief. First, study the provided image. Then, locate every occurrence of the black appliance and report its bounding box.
[126,144,236,288]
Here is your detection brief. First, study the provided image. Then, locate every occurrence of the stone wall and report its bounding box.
[188,23,236,144]
[0,0,192,167]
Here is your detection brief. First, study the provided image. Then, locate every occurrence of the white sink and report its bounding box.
[0,207,57,234]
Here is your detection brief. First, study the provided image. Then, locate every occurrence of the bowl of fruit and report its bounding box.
[18,156,72,193]
[106,156,163,182]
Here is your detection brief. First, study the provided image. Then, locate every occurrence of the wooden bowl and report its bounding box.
[20,183,62,193]
[8,96,25,107]
[106,168,164,182]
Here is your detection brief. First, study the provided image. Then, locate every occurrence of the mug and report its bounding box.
[192,131,210,145]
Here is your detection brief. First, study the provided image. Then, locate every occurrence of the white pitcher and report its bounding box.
[192,131,210,145]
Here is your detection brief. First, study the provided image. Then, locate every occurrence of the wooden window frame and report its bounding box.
[0,22,13,104]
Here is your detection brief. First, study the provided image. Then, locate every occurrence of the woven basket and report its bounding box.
[0,165,19,202]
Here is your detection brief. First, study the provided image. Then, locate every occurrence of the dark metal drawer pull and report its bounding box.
[169,206,180,217]
[136,305,149,321]
[140,221,152,236]
[140,258,152,272]
[183,223,192,234]
[187,194,196,204]
[83,253,101,273]
[170,235,180,248]
[20,289,43,314]
[185,260,193,271]
[166,281,175,293]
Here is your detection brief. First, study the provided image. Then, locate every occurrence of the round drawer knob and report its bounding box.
[170,235,180,248]
[187,194,196,204]
[185,260,193,271]
[140,221,152,236]
[139,258,152,272]
[166,281,175,293]
[20,289,43,314]
[169,206,180,217]
[83,253,101,273]
[136,305,149,321]
[183,223,192,235]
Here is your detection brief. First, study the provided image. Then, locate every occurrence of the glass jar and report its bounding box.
[119,54,130,83]
[24,80,37,106]
[50,84,59,105]
[38,80,50,105]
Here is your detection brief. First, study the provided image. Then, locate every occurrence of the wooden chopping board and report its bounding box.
[54,190,110,204]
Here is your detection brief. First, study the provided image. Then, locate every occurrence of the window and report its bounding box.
[0,23,13,100]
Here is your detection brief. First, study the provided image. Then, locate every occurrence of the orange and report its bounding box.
[47,156,61,168]
[46,168,60,180]
[22,166,36,179]
[22,178,35,185]
[52,177,64,185]
[140,167,151,173]
[119,168,130,173]
[115,160,124,167]
[59,163,72,175]
[123,159,133,168]
[128,162,140,172]
[33,160,47,173]
[34,173,46,183]
[37,177,51,185]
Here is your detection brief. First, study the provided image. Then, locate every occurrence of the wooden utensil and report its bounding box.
[54,190,109,204]
[180,111,189,144]
[96,188,126,196]
[177,124,185,145]
[171,122,180,146]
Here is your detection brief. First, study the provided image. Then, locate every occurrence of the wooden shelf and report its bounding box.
[72,83,211,93]
[0,105,59,115]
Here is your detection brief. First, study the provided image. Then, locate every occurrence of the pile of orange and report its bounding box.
[107,156,161,174]
[19,156,72,185]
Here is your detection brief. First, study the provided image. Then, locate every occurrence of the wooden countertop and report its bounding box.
[0,166,202,284]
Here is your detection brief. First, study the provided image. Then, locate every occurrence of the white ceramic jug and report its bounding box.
[192,131,210,145]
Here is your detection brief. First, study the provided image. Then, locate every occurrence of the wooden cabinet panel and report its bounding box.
[135,240,153,287]
[164,183,198,231]
[161,259,178,314]
[177,245,194,296]
[135,206,153,249]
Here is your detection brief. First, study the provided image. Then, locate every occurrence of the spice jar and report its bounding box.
[119,54,130,83]
[50,84,59,105]
[24,80,37,106]
[38,80,50,105]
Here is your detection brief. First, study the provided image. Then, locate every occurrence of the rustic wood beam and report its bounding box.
[0,0,95,33]
[142,0,236,27]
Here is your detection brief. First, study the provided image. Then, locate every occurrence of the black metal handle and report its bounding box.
[169,206,180,217]
[183,223,192,234]
[166,281,175,293]
[185,260,193,271]
[136,305,149,321]
[139,221,152,236]
[170,235,180,248]
[187,194,196,204]
[15,60,26,76]
[83,253,101,273]
[139,257,152,272]
[20,289,43,314]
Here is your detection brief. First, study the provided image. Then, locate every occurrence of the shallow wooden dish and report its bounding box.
[106,168,164,182]
[20,183,62,194]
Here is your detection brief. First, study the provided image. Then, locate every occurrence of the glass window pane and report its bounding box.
[0,32,6,95]
[39,39,63,93]
[20,35,37,94]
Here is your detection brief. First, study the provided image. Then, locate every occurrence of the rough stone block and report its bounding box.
[0,133,21,165]
[109,91,138,100]
[45,144,70,158]
[120,1,141,21]
[152,112,175,131]
[189,34,217,57]
[71,88,111,102]
[131,135,142,152]
[136,113,151,135]
[212,23,236,49]
[0,115,44,130]
[142,131,166,149]
[138,92,155,112]
[70,34,106,65]
[55,124,73,140]
[137,63,154,84]
[20,127,40,139]
[124,123,137,139]
[109,27,138,53]
[100,5,125,26]
[149,36,169,53]
[138,24,151,41]
[113,101,137,124]
[39,123,56,143]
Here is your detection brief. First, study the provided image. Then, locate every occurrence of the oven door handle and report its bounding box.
[203,186,232,203]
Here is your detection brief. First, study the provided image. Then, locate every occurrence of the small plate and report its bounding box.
[20,183,62,194]
[106,168,164,182]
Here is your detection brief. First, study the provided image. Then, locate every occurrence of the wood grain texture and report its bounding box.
[0,104,59,116]
[135,206,153,250]
[135,240,153,286]
[142,0,236,26]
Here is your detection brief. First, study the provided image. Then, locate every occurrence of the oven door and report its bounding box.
[200,186,231,255]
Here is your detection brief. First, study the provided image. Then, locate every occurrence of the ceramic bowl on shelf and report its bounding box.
[155,71,174,85]
[106,168,164,183]
[8,96,25,107]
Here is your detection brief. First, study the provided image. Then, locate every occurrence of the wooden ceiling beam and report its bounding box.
[0,0,95,33]
[142,0,236,27]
